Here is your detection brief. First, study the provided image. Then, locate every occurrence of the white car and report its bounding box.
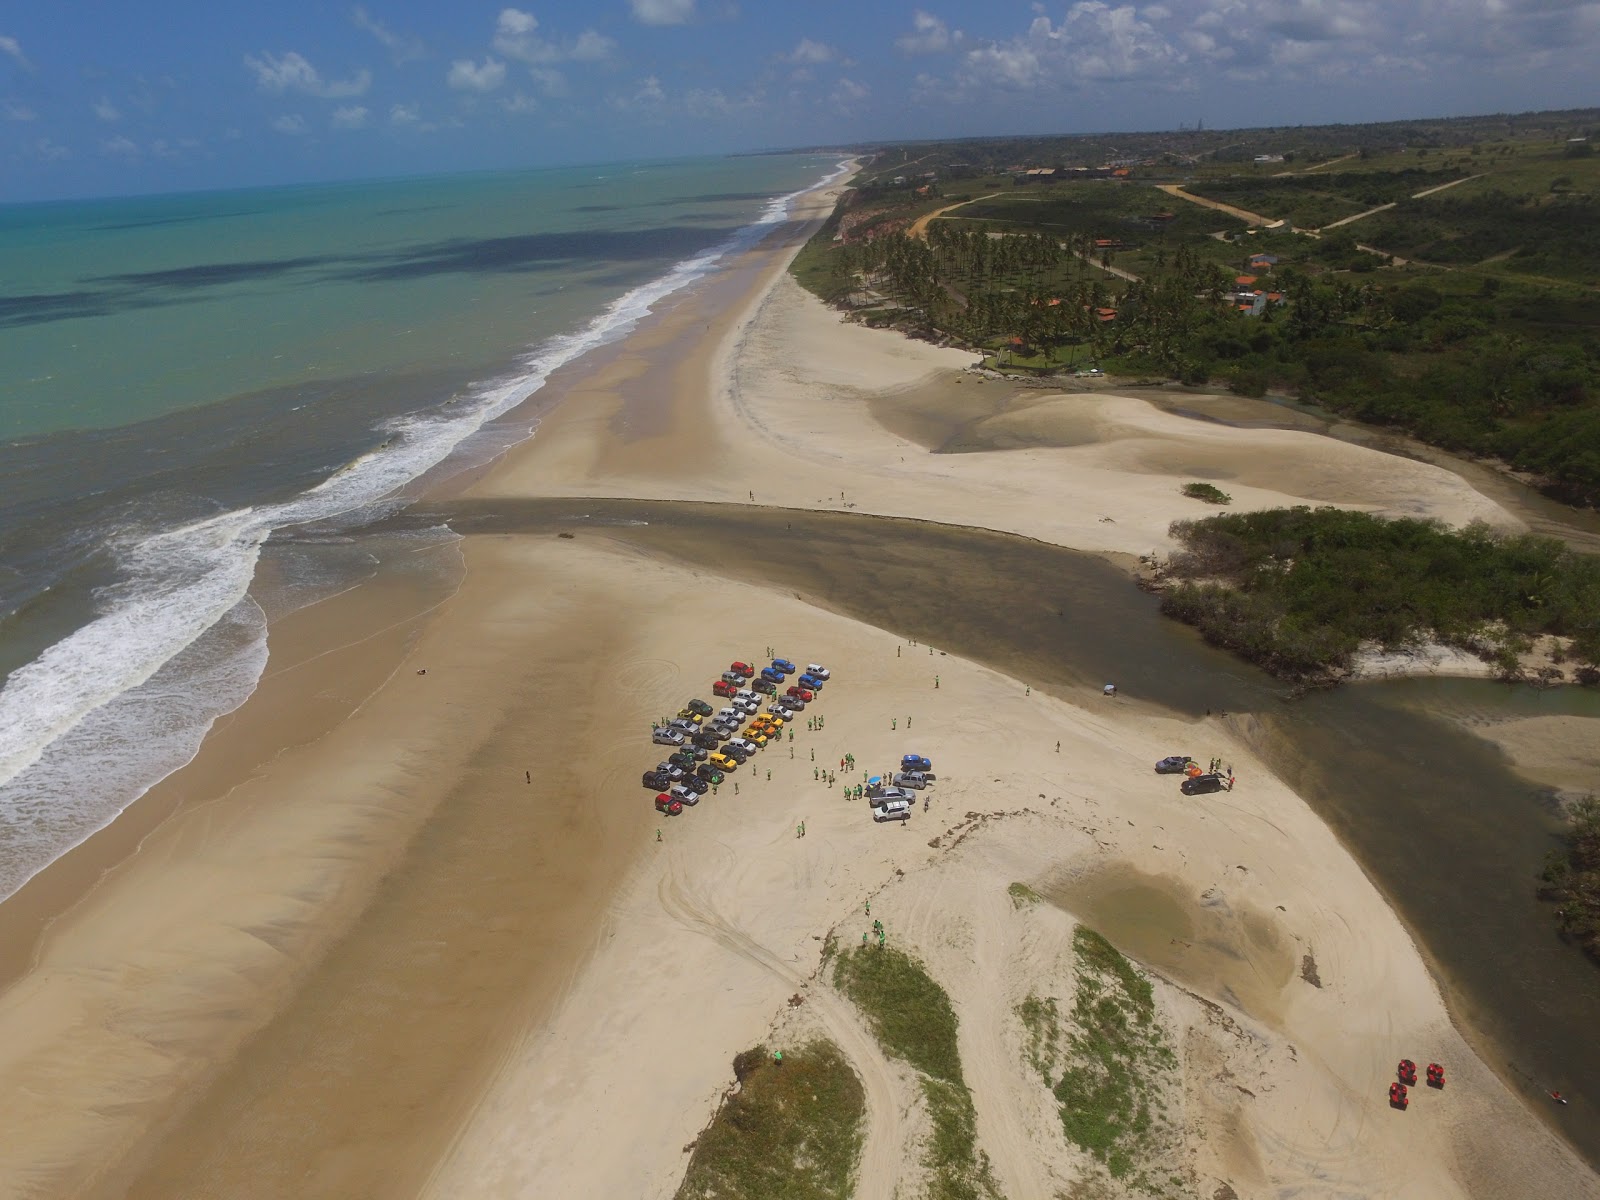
[669,784,700,807]
[873,799,912,821]
[734,689,758,704]
[805,663,831,680]
[727,738,760,756]
[651,727,685,746]
[734,697,760,714]
[769,704,798,721]
[868,786,917,804]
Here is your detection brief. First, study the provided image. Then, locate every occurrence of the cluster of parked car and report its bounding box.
[644,659,831,815]
[863,754,937,822]
[1154,755,1228,796]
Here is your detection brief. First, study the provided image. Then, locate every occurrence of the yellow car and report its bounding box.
[749,716,778,733]
[675,708,704,725]
[759,712,785,729]
[742,729,769,748]
[708,752,737,771]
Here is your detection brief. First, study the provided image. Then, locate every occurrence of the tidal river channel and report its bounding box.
[402,495,1600,1166]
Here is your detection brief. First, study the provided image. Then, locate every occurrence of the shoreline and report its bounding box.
[0,165,1596,1196]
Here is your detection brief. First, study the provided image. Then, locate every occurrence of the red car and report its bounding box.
[713,680,739,697]
[655,793,683,816]
[786,686,814,702]
[1388,1082,1408,1110]
[730,661,753,677]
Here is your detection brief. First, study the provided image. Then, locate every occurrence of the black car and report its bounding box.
[722,743,751,763]
[696,764,725,785]
[753,679,778,695]
[681,775,709,795]
[692,731,722,750]
[685,698,713,718]
[1181,773,1227,796]
[669,750,698,771]
[642,770,671,790]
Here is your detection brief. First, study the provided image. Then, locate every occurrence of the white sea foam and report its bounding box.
[0,162,842,898]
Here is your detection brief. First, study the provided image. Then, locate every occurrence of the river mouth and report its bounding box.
[390,495,1600,1169]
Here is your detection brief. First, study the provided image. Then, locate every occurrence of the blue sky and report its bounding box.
[3,1,1598,201]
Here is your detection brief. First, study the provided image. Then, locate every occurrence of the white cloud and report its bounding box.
[101,135,140,158]
[957,3,1184,91]
[331,104,370,129]
[629,0,697,25]
[390,102,420,124]
[272,113,308,135]
[93,97,121,121]
[34,137,69,161]
[503,91,540,113]
[789,38,838,64]
[493,9,615,65]
[632,75,667,106]
[352,6,426,64]
[528,66,569,96]
[569,29,617,61]
[447,56,507,91]
[0,35,27,67]
[246,50,371,98]
[898,11,963,54]
[832,76,869,112]
[2,98,35,122]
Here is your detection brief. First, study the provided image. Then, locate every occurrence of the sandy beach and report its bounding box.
[0,170,1596,1199]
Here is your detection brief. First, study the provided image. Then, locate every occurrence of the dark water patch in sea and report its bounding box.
[396,496,1600,1168]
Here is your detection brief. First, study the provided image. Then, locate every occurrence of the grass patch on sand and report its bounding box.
[1021,928,1183,1197]
[675,1039,866,1200]
[1009,881,1043,908]
[1180,482,1232,505]
[833,944,1000,1200]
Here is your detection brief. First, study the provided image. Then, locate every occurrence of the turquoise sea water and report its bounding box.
[0,153,840,897]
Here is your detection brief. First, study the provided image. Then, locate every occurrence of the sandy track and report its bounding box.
[908,193,1000,239]
[1157,182,1284,228]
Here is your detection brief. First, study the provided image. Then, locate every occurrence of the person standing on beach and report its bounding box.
[656,829,662,842]
[1056,741,1061,753]
[525,770,531,784]
[892,718,897,730]
[935,675,939,688]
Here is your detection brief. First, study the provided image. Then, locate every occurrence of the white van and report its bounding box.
[872,798,913,821]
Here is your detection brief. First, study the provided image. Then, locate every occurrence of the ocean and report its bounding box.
[0,152,842,899]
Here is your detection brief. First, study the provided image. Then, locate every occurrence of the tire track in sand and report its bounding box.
[656,868,910,1200]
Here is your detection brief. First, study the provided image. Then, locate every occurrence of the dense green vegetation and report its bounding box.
[796,107,1600,507]
[1160,507,1600,680]
[1017,928,1181,1196]
[1181,482,1231,504]
[675,1040,866,1200]
[1540,797,1600,963]
[832,944,999,1200]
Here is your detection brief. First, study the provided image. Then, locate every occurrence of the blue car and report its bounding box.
[798,673,824,690]
[771,658,796,674]
[902,754,932,772]
[760,667,784,683]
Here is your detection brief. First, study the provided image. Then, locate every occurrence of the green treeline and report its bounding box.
[1540,796,1600,962]
[1159,507,1600,680]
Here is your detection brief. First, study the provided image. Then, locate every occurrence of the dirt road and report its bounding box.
[1156,183,1283,229]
